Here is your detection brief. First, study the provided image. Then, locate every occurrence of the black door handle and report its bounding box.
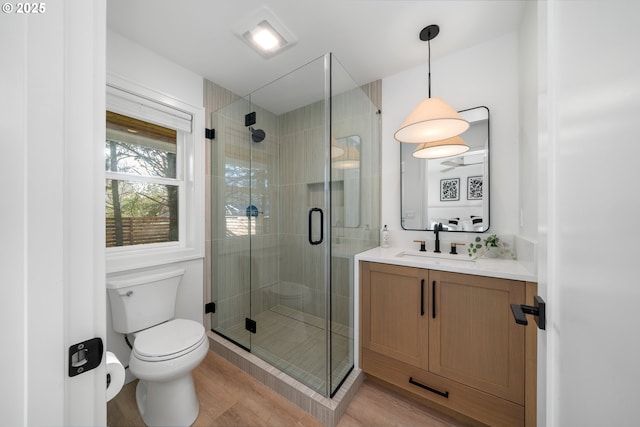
[420,279,425,316]
[308,208,323,245]
[510,296,546,330]
[431,281,436,318]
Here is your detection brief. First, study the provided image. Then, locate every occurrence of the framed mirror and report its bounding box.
[400,106,489,232]
[332,135,360,228]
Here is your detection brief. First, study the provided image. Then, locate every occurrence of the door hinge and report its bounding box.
[205,128,215,140]
[245,318,257,334]
[68,337,103,377]
[205,302,216,314]
[245,112,256,127]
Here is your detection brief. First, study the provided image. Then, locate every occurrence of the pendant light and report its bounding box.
[333,145,360,169]
[333,136,360,169]
[412,135,469,159]
[331,136,345,158]
[394,25,470,146]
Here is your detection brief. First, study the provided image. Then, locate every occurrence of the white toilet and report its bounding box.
[268,282,311,311]
[107,268,209,427]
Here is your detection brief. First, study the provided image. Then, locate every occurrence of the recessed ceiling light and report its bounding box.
[244,20,287,55]
[233,6,297,59]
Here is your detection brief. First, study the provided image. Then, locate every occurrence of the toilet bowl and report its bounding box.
[268,282,311,310]
[107,269,209,427]
[130,319,208,427]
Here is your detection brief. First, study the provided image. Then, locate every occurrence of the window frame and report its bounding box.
[105,75,204,273]
[105,131,185,248]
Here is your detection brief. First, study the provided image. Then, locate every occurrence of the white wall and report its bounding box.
[105,30,206,382]
[382,32,520,251]
[107,30,203,108]
[518,2,539,242]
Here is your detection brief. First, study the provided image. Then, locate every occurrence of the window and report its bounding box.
[105,111,182,247]
[105,81,204,273]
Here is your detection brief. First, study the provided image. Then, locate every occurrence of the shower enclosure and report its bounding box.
[209,54,380,397]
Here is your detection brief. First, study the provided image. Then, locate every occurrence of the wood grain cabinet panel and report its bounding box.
[429,270,525,405]
[361,262,428,369]
[360,261,536,427]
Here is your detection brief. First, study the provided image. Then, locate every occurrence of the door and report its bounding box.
[248,54,331,395]
[3,2,107,424]
[210,95,253,350]
[542,2,640,425]
[429,271,525,404]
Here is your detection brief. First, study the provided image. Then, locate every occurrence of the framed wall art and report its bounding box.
[440,178,460,201]
[467,175,483,200]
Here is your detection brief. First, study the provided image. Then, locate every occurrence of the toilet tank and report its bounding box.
[107,268,185,334]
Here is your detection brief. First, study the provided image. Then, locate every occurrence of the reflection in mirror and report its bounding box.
[401,106,489,232]
[332,135,360,228]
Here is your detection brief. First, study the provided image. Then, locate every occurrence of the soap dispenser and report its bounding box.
[381,225,390,248]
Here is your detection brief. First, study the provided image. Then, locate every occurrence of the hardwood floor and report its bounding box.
[338,379,472,427]
[108,350,471,427]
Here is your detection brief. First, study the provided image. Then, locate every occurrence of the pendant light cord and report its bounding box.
[428,38,431,98]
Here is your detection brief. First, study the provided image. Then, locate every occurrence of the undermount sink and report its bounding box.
[396,249,476,262]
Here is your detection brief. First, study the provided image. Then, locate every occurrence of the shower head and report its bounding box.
[249,127,266,143]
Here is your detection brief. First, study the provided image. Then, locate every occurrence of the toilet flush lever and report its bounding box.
[68,337,103,377]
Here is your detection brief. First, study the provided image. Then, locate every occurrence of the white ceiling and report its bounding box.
[107,0,526,112]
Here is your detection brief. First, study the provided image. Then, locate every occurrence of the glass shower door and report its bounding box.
[210,96,253,351]
[248,55,331,395]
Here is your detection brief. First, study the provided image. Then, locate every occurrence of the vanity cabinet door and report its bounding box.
[429,270,526,405]
[360,262,429,369]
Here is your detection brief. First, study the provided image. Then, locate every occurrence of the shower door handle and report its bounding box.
[308,208,324,245]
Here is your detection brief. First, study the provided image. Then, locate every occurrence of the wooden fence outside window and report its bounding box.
[106,216,175,247]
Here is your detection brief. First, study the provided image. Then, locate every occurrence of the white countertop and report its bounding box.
[355,246,537,282]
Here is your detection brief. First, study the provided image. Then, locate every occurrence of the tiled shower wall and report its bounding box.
[277,100,326,318]
[277,84,382,323]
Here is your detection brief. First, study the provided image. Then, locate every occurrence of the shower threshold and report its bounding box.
[208,326,363,426]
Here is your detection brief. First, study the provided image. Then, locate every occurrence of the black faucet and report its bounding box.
[433,223,443,253]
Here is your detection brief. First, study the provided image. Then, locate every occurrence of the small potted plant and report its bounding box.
[468,234,516,259]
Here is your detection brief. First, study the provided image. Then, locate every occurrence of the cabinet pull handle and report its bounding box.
[420,279,425,316]
[432,280,436,318]
[409,377,449,398]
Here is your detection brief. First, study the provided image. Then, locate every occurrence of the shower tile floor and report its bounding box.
[219,305,353,393]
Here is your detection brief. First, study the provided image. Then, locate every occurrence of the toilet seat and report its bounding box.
[133,319,206,362]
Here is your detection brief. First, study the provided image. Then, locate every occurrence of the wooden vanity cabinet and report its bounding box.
[360,261,536,427]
